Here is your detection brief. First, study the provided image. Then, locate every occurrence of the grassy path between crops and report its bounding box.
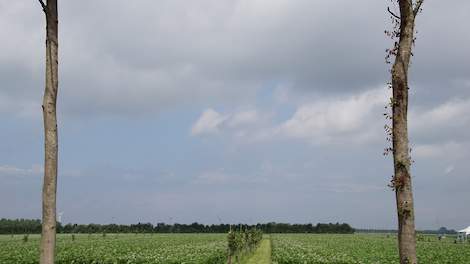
[245,238,271,264]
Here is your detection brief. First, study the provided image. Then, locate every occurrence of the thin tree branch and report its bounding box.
[413,0,424,17]
[38,0,47,13]
[387,7,401,20]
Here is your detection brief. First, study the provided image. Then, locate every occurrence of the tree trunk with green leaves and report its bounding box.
[38,1,59,264]
[389,1,424,263]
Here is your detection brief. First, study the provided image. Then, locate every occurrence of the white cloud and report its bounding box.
[405,97,470,163]
[413,142,465,159]
[228,110,259,127]
[191,108,228,135]
[444,165,455,175]
[191,88,391,144]
[191,108,264,137]
[278,88,389,144]
[191,93,470,149]
[0,164,43,177]
[411,98,470,132]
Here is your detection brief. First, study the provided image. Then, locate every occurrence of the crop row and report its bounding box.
[227,228,263,263]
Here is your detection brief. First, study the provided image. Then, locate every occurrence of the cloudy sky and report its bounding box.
[1,0,469,230]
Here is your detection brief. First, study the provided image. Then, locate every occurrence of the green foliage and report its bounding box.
[271,234,470,264]
[227,227,263,261]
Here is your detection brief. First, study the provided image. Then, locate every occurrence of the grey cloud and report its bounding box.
[3,1,468,117]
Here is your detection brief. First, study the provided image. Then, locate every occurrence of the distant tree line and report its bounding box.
[0,219,354,234]
[355,227,457,235]
[257,222,354,234]
[0,219,42,234]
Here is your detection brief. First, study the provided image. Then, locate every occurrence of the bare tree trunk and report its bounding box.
[390,1,423,263]
[39,1,59,264]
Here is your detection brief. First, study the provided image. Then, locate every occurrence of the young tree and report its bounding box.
[387,1,424,263]
[37,1,59,263]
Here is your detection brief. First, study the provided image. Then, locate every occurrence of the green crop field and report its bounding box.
[0,234,227,264]
[271,234,470,264]
[1,233,469,264]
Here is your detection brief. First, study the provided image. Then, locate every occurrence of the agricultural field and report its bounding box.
[271,234,470,264]
[0,233,227,264]
[1,233,470,263]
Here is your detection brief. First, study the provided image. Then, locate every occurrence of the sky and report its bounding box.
[1,0,469,230]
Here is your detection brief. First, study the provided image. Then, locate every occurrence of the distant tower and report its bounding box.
[57,212,64,223]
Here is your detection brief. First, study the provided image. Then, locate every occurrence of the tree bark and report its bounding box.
[391,1,423,263]
[39,1,59,264]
